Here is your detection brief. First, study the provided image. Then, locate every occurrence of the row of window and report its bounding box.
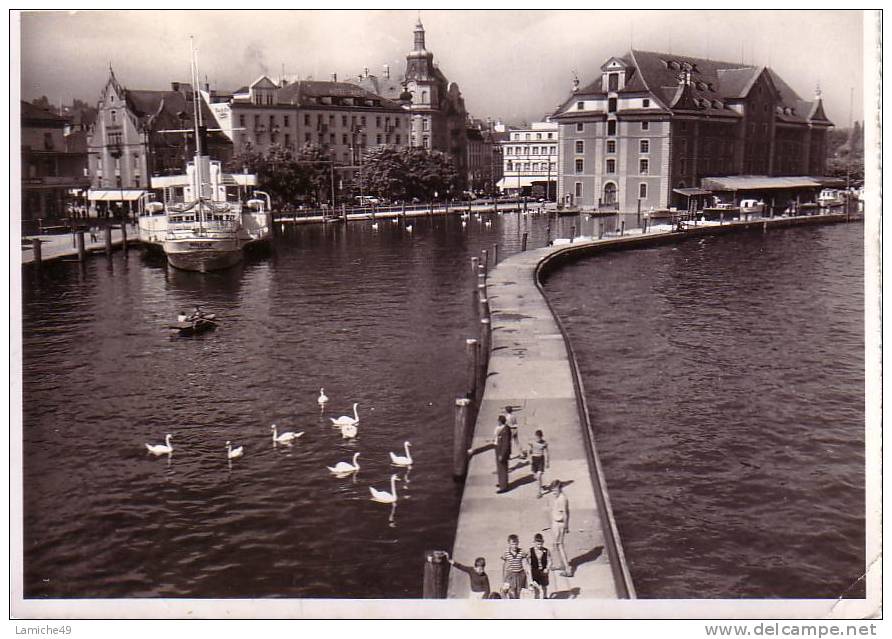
[574,98,651,111]
[510,131,556,141]
[573,120,650,134]
[575,158,650,175]
[504,145,557,156]
[573,139,650,154]
[572,181,649,199]
[505,161,557,172]
[237,112,403,131]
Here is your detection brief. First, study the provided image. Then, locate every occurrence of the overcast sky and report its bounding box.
[19,9,866,126]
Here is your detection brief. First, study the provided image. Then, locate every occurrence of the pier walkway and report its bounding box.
[21,224,140,265]
[447,212,852,603]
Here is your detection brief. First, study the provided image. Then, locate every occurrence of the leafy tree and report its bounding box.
[360,147,459,201]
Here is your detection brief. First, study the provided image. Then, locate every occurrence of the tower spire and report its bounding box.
[414,15,426,51]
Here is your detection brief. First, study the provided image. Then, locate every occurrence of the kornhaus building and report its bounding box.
[551,50,833,211]
[351,19,469,188]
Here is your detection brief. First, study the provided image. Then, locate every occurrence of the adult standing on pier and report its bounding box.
[550,480,572,577]
[505,406,524,459]
[494,415,511,493]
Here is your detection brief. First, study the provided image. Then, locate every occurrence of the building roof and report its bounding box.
[701,176,824,191]
[251,80,408,111]
[21,100,69,125]
[555,49,831,125]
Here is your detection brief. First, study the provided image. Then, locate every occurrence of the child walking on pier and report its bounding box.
[447,553,491,599]
[528,429,550,498]
[501,534,533,599]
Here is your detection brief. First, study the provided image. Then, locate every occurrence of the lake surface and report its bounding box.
[543,222,865,598]
[21,210,552,598]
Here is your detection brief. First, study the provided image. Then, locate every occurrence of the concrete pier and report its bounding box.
[21,225,139,266]
[447,212,852,602]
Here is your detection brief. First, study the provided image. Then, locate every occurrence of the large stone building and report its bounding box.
[497,121,558,198]
[551,50,833,211]
[351,19,469,188]
[466,119,504,194]
[21,101,90,229]
[205,76,410,189]
[87,69,231,212]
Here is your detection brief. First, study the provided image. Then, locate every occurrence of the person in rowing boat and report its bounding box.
[177,310,188,323]
[189,306,205,322]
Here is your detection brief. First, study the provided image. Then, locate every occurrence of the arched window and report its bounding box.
[421,90,428,103]
[603,182,617,205]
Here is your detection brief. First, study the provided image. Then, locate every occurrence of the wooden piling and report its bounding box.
[620,220,625,236]
[470,256,478,274]
[104,225,113,255]
[453,398,473,479]
[76,230,86,262]
[480,318,491,362]
[465,339,479,400]
[545,225,551,245]
[480,249,488,272]
[120,223,127,250]
[423,550,451,597]
[571,224,576,241]
[429,200,434,215]
[491,243,498,265]
[720,212,724,225]
[479,296,490,320]
[521,231,528,251]
[31,238,42,265]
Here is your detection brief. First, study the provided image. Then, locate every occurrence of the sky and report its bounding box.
[18,9,868,127]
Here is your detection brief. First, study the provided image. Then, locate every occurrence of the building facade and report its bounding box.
[497,121,558,198]
[206,76,410,188]
[351,19,469,188]
[87,69,232,208]
[21,101,90,227]
[466,119,504,194]
[551,50,833,210]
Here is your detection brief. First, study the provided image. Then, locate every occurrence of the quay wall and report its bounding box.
[447,212,852,604]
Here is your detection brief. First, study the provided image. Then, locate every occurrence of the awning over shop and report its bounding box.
[497,176,553,189]
[700,176,822,192]
[673,187,713,197]
[88,189,146,202]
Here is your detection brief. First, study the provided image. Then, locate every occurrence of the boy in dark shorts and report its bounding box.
[529,533,550,598]
[528,429,550,498]
[501,534,532,599]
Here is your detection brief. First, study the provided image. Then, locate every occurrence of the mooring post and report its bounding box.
[545,225,551,245]
[104,225,113,255]
[465,339,479,400]
[479,295,490,321]
[76,230,86,262]
[120,222,128,251]
[570,224,576,242]
[470,256,478,274]
[492,243,498,265]
[720,212,724,225]
[453,398,473,479]
[521,231,528,251]
[429,200,434,216]
[480,317,491,363]
[32,238,42,265]
[621,220,625,236]
[401,201,406,217]
[480,249,488,272]
[423,550,451,598]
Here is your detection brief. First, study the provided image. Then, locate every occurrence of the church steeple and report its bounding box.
[414,18,426,51]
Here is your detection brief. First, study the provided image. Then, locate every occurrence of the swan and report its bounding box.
[226,440,244,460]
[330,403,359,426]
[485,220,492,227]
[341,423,358,439]
[145,434,173,455]
[461,221,467,228]
[328,452,361,474]
[318,388,329,407]
[406,225,414,233]
[371,222,379,230]
[369,474,400,503]
[271,424,303,444]
[389,441,413,467]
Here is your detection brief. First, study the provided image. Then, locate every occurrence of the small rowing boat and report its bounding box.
[169,313,217,337]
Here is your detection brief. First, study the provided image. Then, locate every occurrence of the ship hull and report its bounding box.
[164,241,244,272]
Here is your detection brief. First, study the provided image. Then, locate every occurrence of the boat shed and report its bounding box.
[699,176,825,210]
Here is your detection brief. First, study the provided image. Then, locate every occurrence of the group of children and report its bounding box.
[448,532,557,599]
[496,405,551,498]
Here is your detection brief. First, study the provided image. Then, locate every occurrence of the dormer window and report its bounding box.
[608,73,619,92]
[643,98,650,108]
[576,101,584,110]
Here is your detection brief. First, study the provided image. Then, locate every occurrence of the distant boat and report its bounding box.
[170,313,217,337]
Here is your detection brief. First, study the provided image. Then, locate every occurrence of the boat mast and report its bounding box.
[190,36,205,231]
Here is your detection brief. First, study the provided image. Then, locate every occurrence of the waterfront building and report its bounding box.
[20,101,90,230]
[205,76,410,190]
[551,50,834,211]
[497,121,559,199]
[87,68,232,214]
[466,118,504,195]
[350,19,469,189]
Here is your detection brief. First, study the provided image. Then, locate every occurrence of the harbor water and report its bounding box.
[21,212,864,599]
[543,222,865,598]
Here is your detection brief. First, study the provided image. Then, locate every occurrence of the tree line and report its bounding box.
[225,143,461,209]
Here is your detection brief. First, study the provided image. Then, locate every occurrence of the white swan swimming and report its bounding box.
[271,424,303,444]
[341,423,358,439]
[330,403,359,426]
[328,452,361,474]
[389,441,413,467]
[485,220,492,227]
[406,225,414,233]
[461,221,467,228]
[318,388,329,407]
[145,434,173,456]
[371,222,379,230]
[369,474,400,503]
[226,440,244,460]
